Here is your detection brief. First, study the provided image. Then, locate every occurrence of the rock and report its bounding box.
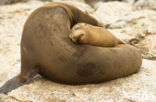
[135,0,156,10]
[0,0,27,5]
[0,94,19,102]
[85,0,135,7]
[92,2,135,25]
[118,9,156,58]
[0,0,156,102]
[52,0,94,12]
[136,35,156,59]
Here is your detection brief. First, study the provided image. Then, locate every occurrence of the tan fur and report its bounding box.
[69,23,123,47]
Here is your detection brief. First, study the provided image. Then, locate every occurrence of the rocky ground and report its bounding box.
[0,0,156,102]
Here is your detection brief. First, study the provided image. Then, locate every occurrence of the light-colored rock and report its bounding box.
[112,9,156,58]
[0,0,27,5]
[0,94,19,102]
[84,0,136,7]
[136,35,156,59]
[53,0,94,12]
[135,0,156,10]
[0,0,156,102]
[93,2,135,25]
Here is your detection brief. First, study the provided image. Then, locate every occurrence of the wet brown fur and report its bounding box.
[0,2,142,94]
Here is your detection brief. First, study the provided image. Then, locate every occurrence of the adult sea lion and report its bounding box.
[0,2,142,94]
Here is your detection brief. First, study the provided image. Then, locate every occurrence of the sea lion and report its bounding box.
[0,2,142,94]
[69,23,123,47]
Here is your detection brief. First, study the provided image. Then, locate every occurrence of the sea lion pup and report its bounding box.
[0,2,142,94]
[69,23,124,47]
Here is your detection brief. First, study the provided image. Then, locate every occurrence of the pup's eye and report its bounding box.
[75,33,84,43]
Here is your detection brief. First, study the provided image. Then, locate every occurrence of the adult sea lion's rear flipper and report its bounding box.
[0,71,37,94]
[0,75,24,94]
